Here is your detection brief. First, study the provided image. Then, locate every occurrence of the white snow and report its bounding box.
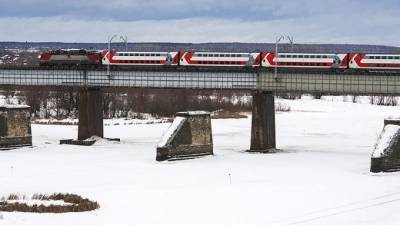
[177,110,210,115]
[157,116,186,147]
[5,200,72,207]
[0,97,400,225]
[372,124,400,158]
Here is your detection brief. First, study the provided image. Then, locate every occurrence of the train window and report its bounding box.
[292,55,297,58]
[382,56,387,59]
[395,56,400,60]
[323,55,327,58]
[286,55,292,58]
[310,55,315,58]
[139,53,144,56]
[388,56,394,59]
[304,55,309,58]
[150,53,155,56]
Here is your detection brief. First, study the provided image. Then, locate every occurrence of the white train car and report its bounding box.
[262,53,348,69]
[101,51,179,66]
[349,54,400,70]
[179,52,262,67]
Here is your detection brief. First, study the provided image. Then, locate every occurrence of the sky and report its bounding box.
[0,0,399,45]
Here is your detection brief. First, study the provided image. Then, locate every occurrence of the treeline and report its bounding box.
[1,88,252,119]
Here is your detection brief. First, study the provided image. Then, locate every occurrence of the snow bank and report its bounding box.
[177,111,209,115]
[6,199,73,207]
[372,124,400,158]
[157,116,186,147]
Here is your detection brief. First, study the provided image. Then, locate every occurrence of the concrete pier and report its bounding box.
[249,91,276,152]
[78,88,104,140]
[156,111,213,161]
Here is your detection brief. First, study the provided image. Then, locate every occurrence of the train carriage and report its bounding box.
[179,52,262,67]
[101,51,179,66]
[349,54,400,70]
[262,53,348,69]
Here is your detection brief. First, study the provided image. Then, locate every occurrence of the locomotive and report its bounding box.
[39,49,102,66]
[38,49,400,71]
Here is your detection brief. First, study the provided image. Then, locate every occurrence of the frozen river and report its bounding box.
[1,97,400,225]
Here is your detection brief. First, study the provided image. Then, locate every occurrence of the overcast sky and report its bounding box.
[1,0,399,45]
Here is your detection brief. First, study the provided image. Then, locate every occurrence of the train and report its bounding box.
[38,49,400,71]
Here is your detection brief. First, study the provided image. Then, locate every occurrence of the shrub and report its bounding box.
[0,193,99,213]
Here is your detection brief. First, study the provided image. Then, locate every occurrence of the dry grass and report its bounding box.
[275,102,291,112]
[0,193,99,213]
[211,110,248,119]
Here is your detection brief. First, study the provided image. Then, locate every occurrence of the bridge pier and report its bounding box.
[78,88,104,140]
[249,91,276,152]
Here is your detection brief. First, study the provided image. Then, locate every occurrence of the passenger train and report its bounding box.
[38,49,400,71]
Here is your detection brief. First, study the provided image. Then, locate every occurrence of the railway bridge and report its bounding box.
[1,66,400,151]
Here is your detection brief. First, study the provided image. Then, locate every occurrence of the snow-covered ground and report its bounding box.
[1,97,400,225]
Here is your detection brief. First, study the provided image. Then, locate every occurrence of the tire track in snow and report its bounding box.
[264,191,400,225]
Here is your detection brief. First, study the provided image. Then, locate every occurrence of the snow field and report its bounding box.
[0,97,400,225]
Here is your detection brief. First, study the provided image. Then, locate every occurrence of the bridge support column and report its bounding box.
[249,91,276,152]
[78,88,103,140]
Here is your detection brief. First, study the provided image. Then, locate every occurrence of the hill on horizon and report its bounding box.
[1,42,400,54]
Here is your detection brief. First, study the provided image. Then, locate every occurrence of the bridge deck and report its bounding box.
[0,67,399,95]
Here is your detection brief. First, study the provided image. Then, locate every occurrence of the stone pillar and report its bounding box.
[156,111,213,161]
[0,106,32,148]
[371,118,400,172]
[249,91,276,152]
[78,88,103,140]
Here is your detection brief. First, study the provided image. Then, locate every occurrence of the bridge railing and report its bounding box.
[1,67,400,95]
